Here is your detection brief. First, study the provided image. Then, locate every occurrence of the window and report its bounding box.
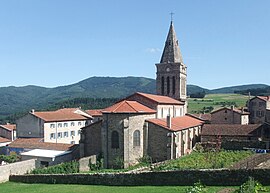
[57,132,62,138]
[50,133,55,139]
[224,110,227,113]
[71,122,75,126]
[167,76,170,94]
[172,76,175,95]
[111,131,119,149]
[70,130,75,136]
[50,124,55,129]
[78,130,81,136]
[133,130,140,147]
[64,123,68,127]
[161,76,164,95]
[70,141,75,144]
[58,123,62,128]
[78,122,82,126]
[64,131,68,138]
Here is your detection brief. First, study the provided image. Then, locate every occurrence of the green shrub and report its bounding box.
[0,152,20,163]
[234,177,268,193]
[31,161,79,174]
[137,155,152,166]
[185,181,207,193]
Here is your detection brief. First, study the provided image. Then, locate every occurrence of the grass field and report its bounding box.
[0,182,232,193]
[188,93,250,113]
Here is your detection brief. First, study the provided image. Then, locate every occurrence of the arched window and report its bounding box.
[133,130,140,147]
[172,76,175,95]
[111,131,119,149]
[167,76,170,95]
[161,76,164,95]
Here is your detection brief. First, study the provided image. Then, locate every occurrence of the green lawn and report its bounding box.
[188,93,250,113]
[0,182,229,193]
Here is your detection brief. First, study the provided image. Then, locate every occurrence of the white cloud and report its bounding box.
[145,48,161,53]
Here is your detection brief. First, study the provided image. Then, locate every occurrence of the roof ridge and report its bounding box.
[125,101,139,112]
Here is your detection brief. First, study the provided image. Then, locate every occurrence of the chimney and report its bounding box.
[167,115,172,128]
[231,105,234,111]
[31,109,35,114]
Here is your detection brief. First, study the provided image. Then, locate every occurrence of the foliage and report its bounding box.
[190,92,206,99]
[235,86,270,96]
[31,161,79,174]
[112,156,124,169]
[153,150,253,171]
[89,154,104,171]
[234,177,269,193]
[0,152,20,163]
[185,181,207,193]
[137,155,152,166]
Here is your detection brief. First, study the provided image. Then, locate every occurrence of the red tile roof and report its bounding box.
[211,107,249,115]
[85,109,103,117]
[147,116,204,131]
[257,96,270,101]
[7,138,76,151]
[102,100,156,114]
[0,137,10,143]
[187,113,211,121]
[128,92,184,105]
[32,108,91,122]
[201,124,262,136]
[0,124,16,131]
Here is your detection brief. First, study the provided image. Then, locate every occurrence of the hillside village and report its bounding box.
[1,21,270,189]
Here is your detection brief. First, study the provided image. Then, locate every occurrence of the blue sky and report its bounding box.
[0,0,269,89]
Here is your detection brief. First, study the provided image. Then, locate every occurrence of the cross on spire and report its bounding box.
[170,12,174,22]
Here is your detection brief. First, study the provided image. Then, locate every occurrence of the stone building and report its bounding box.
[156,21,187,113]
[211,106,249,125]
[16,108,92,144]
[249,96,270,124]
[0,124,16,141]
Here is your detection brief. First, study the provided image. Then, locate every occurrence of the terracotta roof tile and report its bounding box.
[257,96,270,101]
[0,137,10,143]
[211,107,249,115]
[85,109,103,117]
[0,124,16,131]
[201,124,262,136]
[7,138,76,151]
[102,100,156,114]
[128,92,184,105]
[32,108,90,122]
[147,116,204,131]
[187,113,211,121]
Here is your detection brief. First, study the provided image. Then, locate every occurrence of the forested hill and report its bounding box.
[0,76,268,122]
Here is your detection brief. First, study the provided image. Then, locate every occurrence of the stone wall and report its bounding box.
[78,155,97,172]
[0,159,37,183]
[9,169,270,186]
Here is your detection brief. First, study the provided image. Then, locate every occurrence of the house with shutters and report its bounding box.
[16,108,92,144]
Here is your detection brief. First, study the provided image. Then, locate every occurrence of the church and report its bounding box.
[80,21,204,168]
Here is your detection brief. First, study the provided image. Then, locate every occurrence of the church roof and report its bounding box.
[127,92,184,105]
[160,21,184,64]
[147,116,204,131]
[102,100,156,114]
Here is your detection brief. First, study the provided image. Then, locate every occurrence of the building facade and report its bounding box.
[249,96,270,124]
[16,108,92,144]
[0,124,16,141]
[211,107,249,125]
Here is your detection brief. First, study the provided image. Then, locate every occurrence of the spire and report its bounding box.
[160,21,184,64]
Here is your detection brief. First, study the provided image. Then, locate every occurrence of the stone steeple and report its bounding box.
[156,21,187,113]
[160,21,184,64]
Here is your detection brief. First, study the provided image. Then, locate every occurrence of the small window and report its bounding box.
[78,122,82,126]
[50,133,55,139]
[58,123,62,128]
[224,110,227,113]
[64,131,68,138]
[64,123,68,127]
[111,131,119,149]
[78,130,81,136]
[70,141,75,144]
[70,131,75,136]
[133,130,140,147]
[225,118,227,120]
[50,124,55,129]
[71,122,75,126]
[57,132,62,138]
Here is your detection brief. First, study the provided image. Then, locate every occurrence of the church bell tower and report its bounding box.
[156,21,187,109]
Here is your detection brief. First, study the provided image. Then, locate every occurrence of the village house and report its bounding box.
[211,106,249,125]
[6,138,79,167]
[16,108,92,144]
[0,124,16,141]
[249,96,270,124]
